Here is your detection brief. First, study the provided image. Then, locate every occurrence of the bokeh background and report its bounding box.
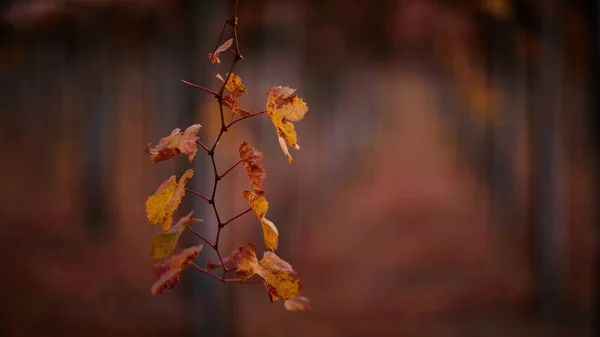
[0,0,597,336]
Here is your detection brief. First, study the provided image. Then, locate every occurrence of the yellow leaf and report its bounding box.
[145,169,194,230]
[241,190,268,219]
[260,218,278,251]
[241,190,279,251]
[146,124,202,162]
[151,245,202,295]
[235,244,302,302]
[208,38,233,64]
[216,72,247,98]
[265,86,308,163]
[284,296,311,311]
[149,210,202,259]
[239,141,266,191]
[222,96,251,116]
[235,243,260,279]
[258,251,302,302]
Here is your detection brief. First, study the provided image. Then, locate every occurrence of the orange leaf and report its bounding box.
[208,38,233,64]
[241,190,268,219]
[265,86,308,163]
[216,72,247,98]
[146,124,202,162]
[222,95,251,117]
[235,243,260,279]
[149,210,201,259]
[239,141,266,191]
[241,190,279,251]
[260,218,278,251]
[284,296,311,311]
[151,245,202,295]
[145,169,194,230]
[235,244,302,302]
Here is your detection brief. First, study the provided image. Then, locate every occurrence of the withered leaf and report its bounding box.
[258,251,302,301]
[260,218,278,251]
[146,124,202,162]
[265,86,308,163]
[222,95,251,117]
[241,190,268,219]
[284,296,311,311]
[241,190,279,251]
[216,72,247,98]
[145,169,194,231]
[151,245,202,295]
[239,141,266,191]
[235,243,260,279]
[149,210,201,259]
[235,244,301,301]
[208,38,233,64]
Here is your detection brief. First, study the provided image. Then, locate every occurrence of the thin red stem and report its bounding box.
[222,208,252,227]
[181,79,218,96]
[186,226,215,248]
[196,141,210,153]
[226,111,265,128]
[191,262,223,281]
[185,188,211,202]
[220,160,242,179]
[192,263,260,284]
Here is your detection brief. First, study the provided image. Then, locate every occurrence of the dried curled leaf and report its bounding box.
[260,218,279,251]
[145,169,194,231]
[265,86,308,163]
[235,243,302,302]
[235,243,260,279]
[284,296,311,311]
[239,141,266,191]
[241,190,268,219]
[151,245,202,295]
[241,190,279,251]
[259,251,302,302]
[149,210,201,259]
[222,95,251,117]
[146,124,202,163]
[216,72,247,98]
[208,38,233,64]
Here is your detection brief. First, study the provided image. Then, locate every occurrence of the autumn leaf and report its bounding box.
[236,244,301,302]
[216,72,247,98]
[265,86,308,163]
[241,190,268,219]
[284,296,311,311]
[239,141,266,191]
[260,218,278,251]
[222,95,251,117]
[146,124,202,163]
[149,210,202,259]
[208,38,233,64]
[241,190,278,251]
[235,243,260,279]
[146,169,194,231]
[151,245,202,295]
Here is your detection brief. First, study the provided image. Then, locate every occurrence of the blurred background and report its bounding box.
[0,0,597,336]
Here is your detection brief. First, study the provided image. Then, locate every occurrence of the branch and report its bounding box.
[186,226,215,248]
[185,188,211,202]
[220,160,242,179]
[222,208,252,227]
[226,110,265,128]
[196,141,210,153]
[181,79,218,96]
